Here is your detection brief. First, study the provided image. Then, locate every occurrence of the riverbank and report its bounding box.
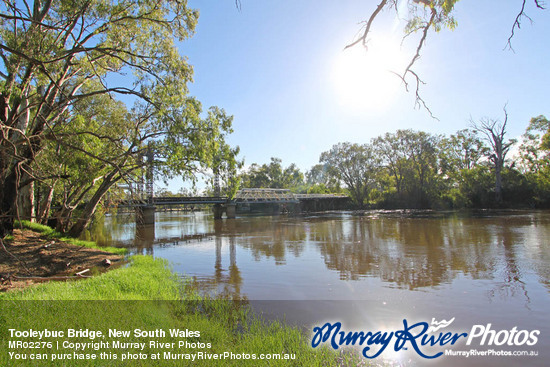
[0,221,124,292]
[0,225,364,366]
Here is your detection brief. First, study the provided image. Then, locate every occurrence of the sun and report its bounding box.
[331,36,407,113]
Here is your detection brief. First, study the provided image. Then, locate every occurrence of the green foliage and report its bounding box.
[240,158,304,191]
[320,142,378,207]
[0,0,239,236]
[237,120,544,210]
[403,0,460,35]
[456,166,494,208]
[526,168,550,207]
[372,130,442,208]
[305,164,342,193]
[520,115,550,172]
[439,129,488,173]
[519,115,550,207]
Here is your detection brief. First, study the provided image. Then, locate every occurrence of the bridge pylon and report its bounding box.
[136,205,156,225]
[213,203,236,219]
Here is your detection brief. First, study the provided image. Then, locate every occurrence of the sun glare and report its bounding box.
[332,37,406,113]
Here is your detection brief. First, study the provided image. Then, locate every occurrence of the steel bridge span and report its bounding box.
[118,189,349,224]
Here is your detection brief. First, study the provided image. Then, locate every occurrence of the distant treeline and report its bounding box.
[235,116,550,209]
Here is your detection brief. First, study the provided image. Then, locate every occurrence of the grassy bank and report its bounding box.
[0,230,362,366]
[14,220,126,255]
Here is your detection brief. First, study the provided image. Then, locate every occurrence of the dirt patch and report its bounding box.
[0,229,123,292]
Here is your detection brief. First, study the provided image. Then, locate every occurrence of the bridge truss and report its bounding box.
[235,189,299,204]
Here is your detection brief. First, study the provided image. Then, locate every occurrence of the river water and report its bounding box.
[85,210,550,366]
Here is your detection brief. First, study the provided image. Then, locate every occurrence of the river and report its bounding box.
[84,210,550,366]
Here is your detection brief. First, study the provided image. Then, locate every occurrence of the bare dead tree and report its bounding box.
[470,105,517,205]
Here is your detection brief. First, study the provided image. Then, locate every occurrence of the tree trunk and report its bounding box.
[17,178,35,222]
[0,93,32,235]
[67,173,119,238]
[0,169,18,237]
[37,184,55,224]
[495,163,503,205]
[54,205,75,233]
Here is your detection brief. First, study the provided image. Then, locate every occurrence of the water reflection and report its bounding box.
[84,210,549,367]
[85,211,550,299]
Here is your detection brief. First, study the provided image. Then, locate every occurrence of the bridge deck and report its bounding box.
[116,191,348,208]
[118,196,228,207]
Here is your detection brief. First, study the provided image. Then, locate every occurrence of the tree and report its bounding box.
[440,129,488,173]
[64,101,238,238]
[372,130,441,208]
[471,107,517,205]
[0,0,238,236]
[404,130,441,207]
[519,115,550,173]
[240,158,304,190]
[519,115,550,207]
[30,86,131,232]
[305,163,341,194]
[320,142,378,207]
[373,131,409,197]
[437,129,489,207]
[206,144,242,199]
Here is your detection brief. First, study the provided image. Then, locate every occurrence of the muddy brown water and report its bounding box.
[85,210,550,366]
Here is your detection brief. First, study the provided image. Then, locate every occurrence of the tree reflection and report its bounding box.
[87,211,550,299]
[305,213,547,294]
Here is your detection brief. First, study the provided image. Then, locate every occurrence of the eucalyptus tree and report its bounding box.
[440,129,488,172]
[519,115,550,173]
[319,142,379,208]
[439,128,488,193]
[403,130,441,207]
[436,129,489,207]
[519,115,550,206]
[0,0,237,236]
[240,157,304,190]
[373,130,440,207]
[305,163,341,194]
[373,130,411,197]
[66,100,238,237]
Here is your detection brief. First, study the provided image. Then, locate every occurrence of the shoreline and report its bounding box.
[1,223,124,293]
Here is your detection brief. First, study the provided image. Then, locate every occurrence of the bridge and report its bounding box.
[123,147,349,223]
[118,189,349,224]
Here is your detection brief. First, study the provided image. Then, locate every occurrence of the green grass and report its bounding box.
[14,220,126,255]
[0,255,179,300]
[0,256,365,366]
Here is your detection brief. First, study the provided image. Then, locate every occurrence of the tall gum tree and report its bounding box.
[0,0,238,236]
[320,142,378,208]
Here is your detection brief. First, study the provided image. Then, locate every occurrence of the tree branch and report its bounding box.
[345,0,389,50]
[506,0,546,51]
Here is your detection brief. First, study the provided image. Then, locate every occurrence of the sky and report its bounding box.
[161,0,549,192]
